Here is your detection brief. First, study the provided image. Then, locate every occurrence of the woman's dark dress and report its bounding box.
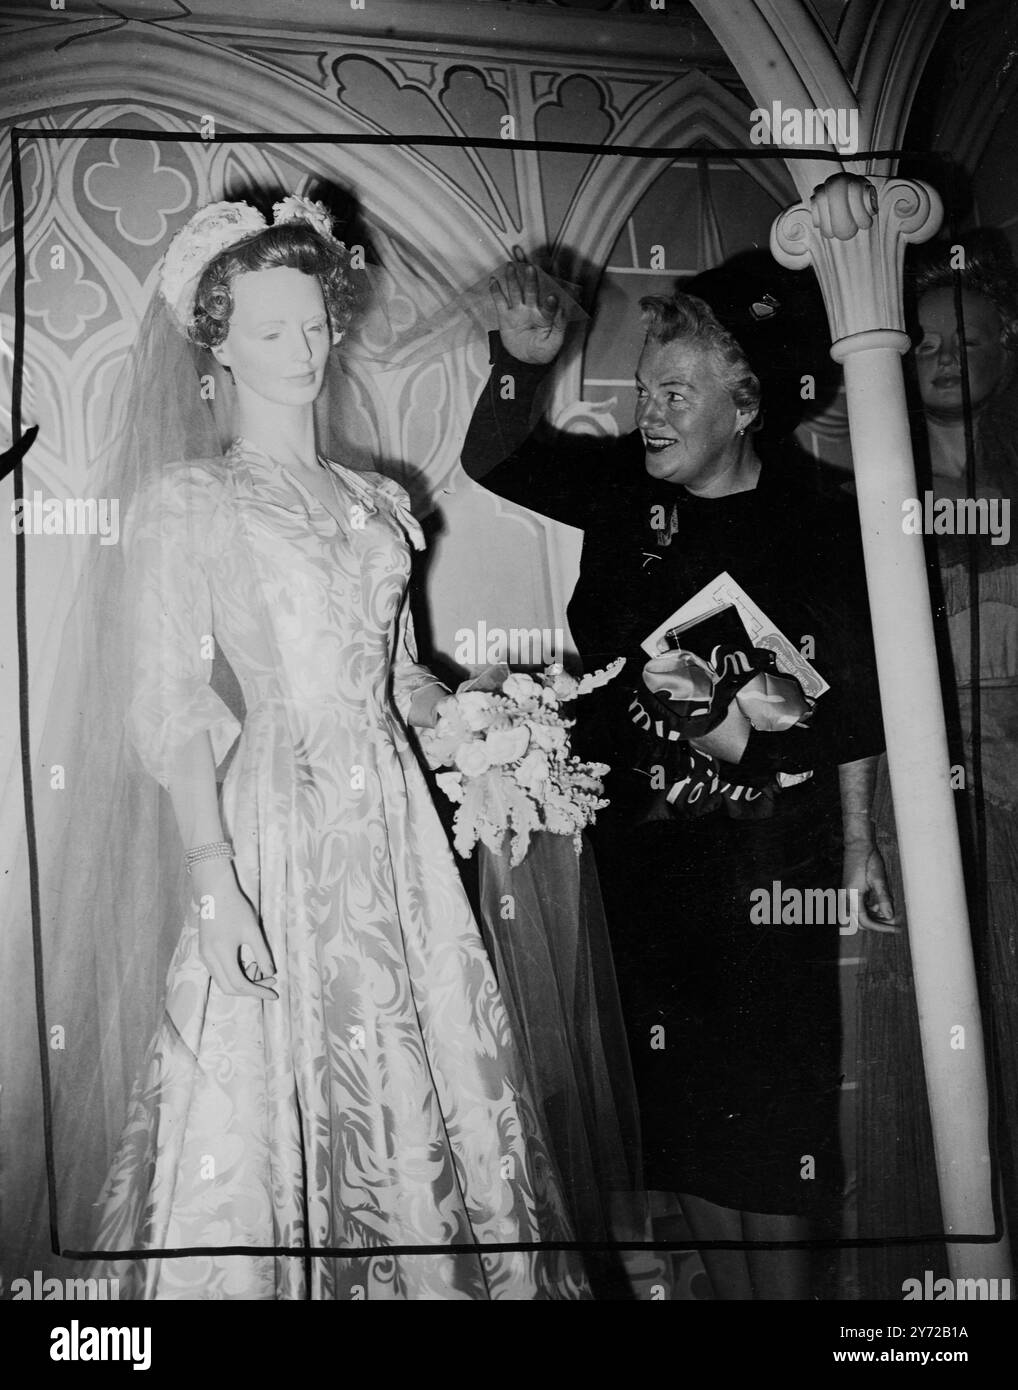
[462,337,884,1216]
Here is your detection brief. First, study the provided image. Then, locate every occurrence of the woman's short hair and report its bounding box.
[190,222,356,349]
[911,230,1018,356]
[638,292,762,421]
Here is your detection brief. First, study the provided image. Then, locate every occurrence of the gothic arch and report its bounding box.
[554,69,797,271]
[1,31,516,291]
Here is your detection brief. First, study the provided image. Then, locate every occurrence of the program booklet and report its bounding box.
[641,571,830,701]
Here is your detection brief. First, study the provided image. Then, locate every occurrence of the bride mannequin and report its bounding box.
[35,196,589,1300]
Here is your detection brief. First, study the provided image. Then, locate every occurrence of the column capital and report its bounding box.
[770,173,943,353]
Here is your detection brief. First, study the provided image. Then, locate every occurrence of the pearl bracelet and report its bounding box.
[184,840,235,873]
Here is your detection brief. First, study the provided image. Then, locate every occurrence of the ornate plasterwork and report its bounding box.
[771,171,942,346]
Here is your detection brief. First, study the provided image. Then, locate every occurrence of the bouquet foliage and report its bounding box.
[422,661,623,866]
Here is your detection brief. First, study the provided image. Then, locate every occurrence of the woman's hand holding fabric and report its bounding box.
[489,255,567,365]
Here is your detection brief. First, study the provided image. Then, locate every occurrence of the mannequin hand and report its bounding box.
[431,694,457,725]
[195,869,278,999]
[843,841,900,933]
[489,254,567,364]
[408,683,454,729]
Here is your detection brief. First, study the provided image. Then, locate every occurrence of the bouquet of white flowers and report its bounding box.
[421,660,624,866]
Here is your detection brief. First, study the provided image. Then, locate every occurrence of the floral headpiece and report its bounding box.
[159,194,346,334]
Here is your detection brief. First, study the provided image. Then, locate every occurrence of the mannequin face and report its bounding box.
[634,336,756,492]
[914,287,1009,421]
[212,267,330,406]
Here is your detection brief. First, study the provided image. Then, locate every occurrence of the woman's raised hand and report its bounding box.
[489,252,567,365]
[193,863,278,1000]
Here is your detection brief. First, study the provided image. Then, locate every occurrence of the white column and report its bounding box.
[773,174,1010,1280]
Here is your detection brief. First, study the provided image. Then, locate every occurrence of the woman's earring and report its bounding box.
[738,427,746,437]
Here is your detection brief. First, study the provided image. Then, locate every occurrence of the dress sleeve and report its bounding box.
[390,589,450,726]
[361,470,449,726]
[123,469,241,787]
[460,333,615,531]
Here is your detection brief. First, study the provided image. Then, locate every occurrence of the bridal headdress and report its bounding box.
[159,194,347,334]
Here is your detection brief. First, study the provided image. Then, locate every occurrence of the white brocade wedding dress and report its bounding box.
[87,438,588,1300]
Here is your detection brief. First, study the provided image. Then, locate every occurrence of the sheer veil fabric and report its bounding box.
[476,833,645,1243]
[2,255,616,1300]
[3,295,230,1272]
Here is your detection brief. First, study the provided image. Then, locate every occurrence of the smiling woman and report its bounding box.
[634,294,761,495]
[460,255,892,1300]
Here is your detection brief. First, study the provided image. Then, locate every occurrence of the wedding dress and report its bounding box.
[82,437,587,1299]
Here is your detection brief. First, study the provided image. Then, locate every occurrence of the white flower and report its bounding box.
[272,195,343,247]
[544,794,578,836]
[434,699,470,740]
[455,691,495,732]
[547,669,579,700]
[515,749,550,791]
[484,725,531,765]
[503,672,540,704]
[529,721,568,753]
[454,741,492,777]
[576,657,625,696]
[159,200,267,331]
[435,770,464,803]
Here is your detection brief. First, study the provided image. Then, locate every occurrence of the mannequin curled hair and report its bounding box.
[190,223,356,349]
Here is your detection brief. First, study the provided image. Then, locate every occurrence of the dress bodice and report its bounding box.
[124,438,432,785]
[209,439,420,715]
